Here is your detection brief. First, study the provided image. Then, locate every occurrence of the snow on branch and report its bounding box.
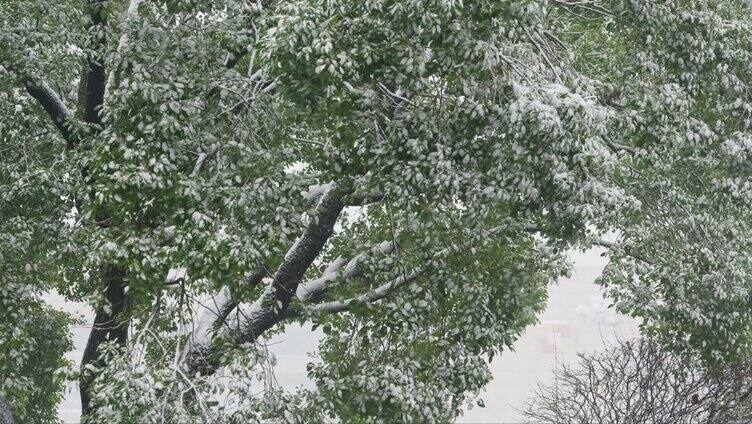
[296,240,396,303]
[306,224,629,315]
[182,286,232,359]
[185,183,348,374]
[296,256,348,303]
[2,45,79,145]
[302,182,334,203]
[309,267,423,314]
[182,266,266,371]
[306,182,383,207]
[301,228,514,315]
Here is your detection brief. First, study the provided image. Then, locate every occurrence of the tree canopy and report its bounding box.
[1,0,751,422]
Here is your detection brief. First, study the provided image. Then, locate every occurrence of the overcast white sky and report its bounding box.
[50,248,638,423]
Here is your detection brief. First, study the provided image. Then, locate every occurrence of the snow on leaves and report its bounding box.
[2,0,752,422]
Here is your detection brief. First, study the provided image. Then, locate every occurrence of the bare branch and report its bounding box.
[522,338,752,423]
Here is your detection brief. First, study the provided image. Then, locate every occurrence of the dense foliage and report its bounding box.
[591,0,752,365]
[0,0,751,422]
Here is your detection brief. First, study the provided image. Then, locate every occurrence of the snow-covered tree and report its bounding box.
[590,0,752,364]
[0,0,750,422]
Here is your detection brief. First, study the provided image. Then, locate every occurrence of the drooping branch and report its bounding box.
[522,224,654,265]
[297,223,656,318]
[301,227,518,316]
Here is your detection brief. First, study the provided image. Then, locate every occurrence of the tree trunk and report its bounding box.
[79,266,128,417]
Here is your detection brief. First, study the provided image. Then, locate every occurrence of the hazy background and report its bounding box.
[49,247,638,423]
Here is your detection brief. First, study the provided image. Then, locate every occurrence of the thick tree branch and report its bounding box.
[22,79,76,148]
[185,184,348,374]
[181,265,266,366]
[3,46,78,146]
[233,185,347,336]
